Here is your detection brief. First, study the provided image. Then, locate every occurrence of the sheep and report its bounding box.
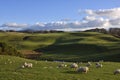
[64,64,67,67]
[21,65,25,68]
[77,67,89,73]
[27,63,33,68]
[70,63,78,69]
[58,63,67,68]
[24,62,28,67]
[114,69,120,75]
[23,62,33,68]
[86,62,92,67]
[96,63,103,68]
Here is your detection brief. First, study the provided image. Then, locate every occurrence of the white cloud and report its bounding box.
[34,22,45,27]
[84,7,120,19]
[83,16,96,21]
[1,23,28,28]
[109,18,120,25]
[0,7,120,31]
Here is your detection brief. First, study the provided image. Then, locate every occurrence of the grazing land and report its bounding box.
[0,55,120,80]
[0,32,120,61]
[0,32,120,80]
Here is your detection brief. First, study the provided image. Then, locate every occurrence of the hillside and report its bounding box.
[0,55,120,80]
[0,32,120,61]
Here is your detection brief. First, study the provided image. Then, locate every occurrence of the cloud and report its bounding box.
[109,18,120,25]
[83,16,96,21]
[0,23,28,31]
[84,7,120,19]
[0,7,120,31]
[1,23,28,27]
[34,22,45,27]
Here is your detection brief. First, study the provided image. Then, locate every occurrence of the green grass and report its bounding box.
[0,55,120,80]
[0,32,120,61]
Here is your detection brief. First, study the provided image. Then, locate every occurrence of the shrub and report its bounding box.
[0,42,23,57]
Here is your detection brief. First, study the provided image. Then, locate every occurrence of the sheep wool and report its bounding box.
[114,69,120,75]
[77,67,89,73]
[70,63,78,68]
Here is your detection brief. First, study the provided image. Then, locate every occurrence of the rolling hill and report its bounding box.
[0,32,120,62]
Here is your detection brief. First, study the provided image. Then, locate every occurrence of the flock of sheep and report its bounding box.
[58,62,102,73]
[3,58,120,75]
[57,61,120,75]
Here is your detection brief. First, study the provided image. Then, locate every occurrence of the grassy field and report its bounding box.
[0,32,120,80]
[0,32,120,61]
[0,55,120,80]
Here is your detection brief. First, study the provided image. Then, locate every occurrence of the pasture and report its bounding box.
[0,32,120,61]
[0,55,120,80]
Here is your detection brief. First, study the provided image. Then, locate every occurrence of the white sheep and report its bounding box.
[21,65,25,68]
[27,63,33,68]
[24,62,28,67]
[77,67,89,73]
[64,64,67,67]
[96,63,103,68]
[58,63,67,68]
[70,63,78,69]
[23,62,33,68]
[114,69,120,75]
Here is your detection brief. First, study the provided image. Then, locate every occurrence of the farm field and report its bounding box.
[0,32,120,80]
[0,55,120,80]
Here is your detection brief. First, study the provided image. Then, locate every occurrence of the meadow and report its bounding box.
[0,32,120,80]
[0,32,120,62]
[0,55,120,80]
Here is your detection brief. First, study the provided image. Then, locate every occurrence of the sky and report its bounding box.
[0,0,120,31]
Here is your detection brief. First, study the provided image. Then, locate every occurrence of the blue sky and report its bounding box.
[0,0,119,24]
[0,0,120,31]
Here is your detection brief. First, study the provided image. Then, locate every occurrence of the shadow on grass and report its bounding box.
[62,71,83,74]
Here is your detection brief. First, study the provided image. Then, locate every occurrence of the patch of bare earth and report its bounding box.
[19,50,42,59]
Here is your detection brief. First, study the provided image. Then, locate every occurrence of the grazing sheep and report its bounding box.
[58,63,64,68]
[58,63,67,68]
[64,64,67,67]
[23,62,33,68]
[77,67,89,73]
[27,63,33,68]
[96,63,103,68]
[114,69,120,75]
[70,63,78,69]
[21,65,25,68]
[24,62,28,67]
[86,62,92,67]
